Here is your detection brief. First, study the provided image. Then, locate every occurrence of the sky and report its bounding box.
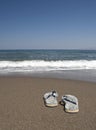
[0,0,96,50]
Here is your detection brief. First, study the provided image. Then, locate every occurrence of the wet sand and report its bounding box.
[0,77,96,130]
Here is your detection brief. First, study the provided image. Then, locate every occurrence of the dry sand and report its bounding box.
[0,77,96,130]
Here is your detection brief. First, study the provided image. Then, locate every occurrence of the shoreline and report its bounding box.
[0,76,96,130]
[0,70,96,83]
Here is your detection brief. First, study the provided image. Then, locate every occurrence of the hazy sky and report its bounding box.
[0,0,96,49]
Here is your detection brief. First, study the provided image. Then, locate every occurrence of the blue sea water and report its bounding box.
[0,49,96,82]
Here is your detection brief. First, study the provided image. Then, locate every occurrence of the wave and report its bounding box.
[0,60,96,73]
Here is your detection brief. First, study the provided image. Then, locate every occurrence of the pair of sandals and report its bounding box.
[43,91,79,113]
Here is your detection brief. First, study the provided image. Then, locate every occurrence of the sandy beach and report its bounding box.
[0,76,96,130]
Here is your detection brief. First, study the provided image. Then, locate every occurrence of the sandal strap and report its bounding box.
[46,91,56,99]
[63,98,77,105]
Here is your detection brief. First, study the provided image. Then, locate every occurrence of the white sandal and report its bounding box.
[43,91,58,107]
[61,95,79,113]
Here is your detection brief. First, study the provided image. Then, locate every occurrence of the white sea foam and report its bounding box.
[0,60,96,73]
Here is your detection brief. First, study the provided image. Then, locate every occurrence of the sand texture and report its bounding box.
[0,77,96,130]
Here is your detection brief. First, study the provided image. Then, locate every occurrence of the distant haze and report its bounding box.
[0,0,96,50]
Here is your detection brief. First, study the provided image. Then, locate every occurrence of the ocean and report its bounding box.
[0,49,96,82]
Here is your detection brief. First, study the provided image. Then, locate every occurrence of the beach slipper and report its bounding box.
[61,95,79,113]
[43,90,58,107]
